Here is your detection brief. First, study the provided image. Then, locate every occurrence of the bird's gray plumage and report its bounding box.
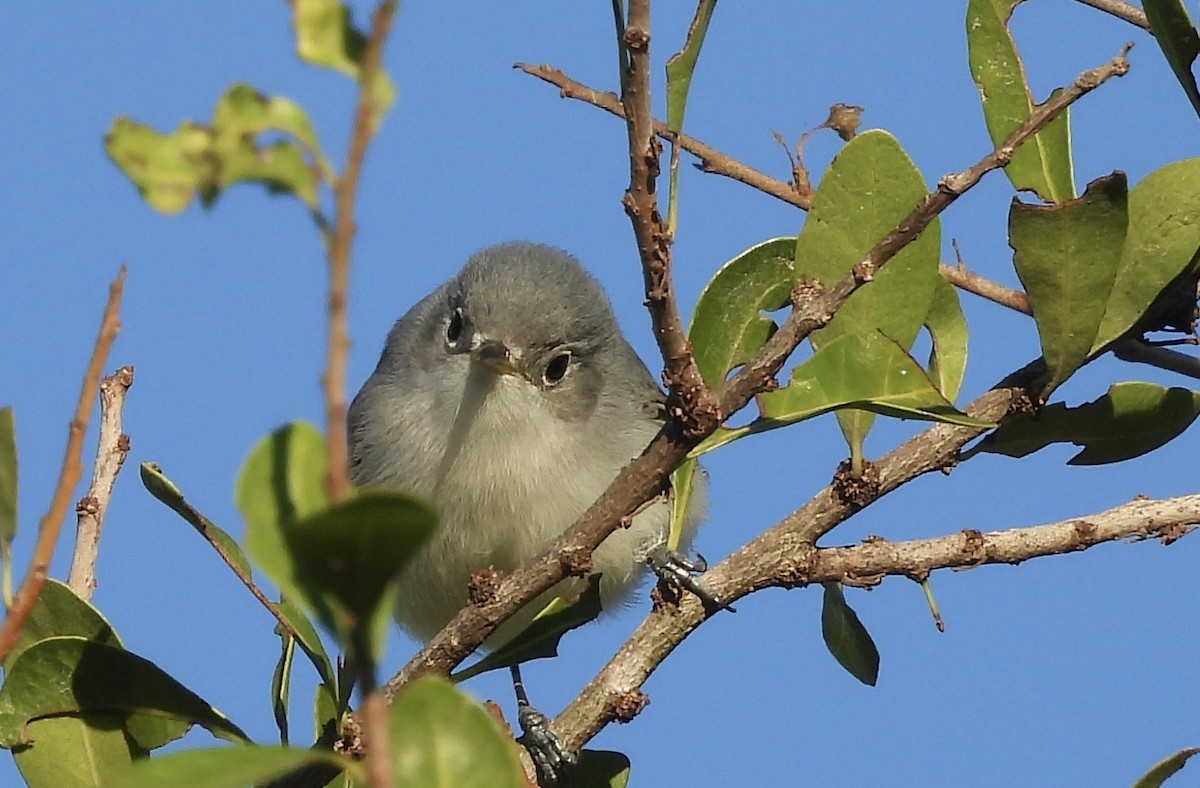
[348,242,701,644]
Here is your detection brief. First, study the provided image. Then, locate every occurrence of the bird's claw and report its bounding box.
[517,705,576,786]
[646,545,736,613]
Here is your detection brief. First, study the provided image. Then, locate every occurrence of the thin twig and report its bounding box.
[718,46,1133,414]
[323,0,398,504]
[385,42,1134,699]
[0,267,125,662]
[1073,0,1149,30]
[939,261,1031,313]
[67,365,134,601]
[515,62,811,209]
[618,0,716,427]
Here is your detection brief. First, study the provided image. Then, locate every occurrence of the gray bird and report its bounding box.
[348,242,703,647]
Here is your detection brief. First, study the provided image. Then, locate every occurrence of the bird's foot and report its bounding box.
[517,704,576,786]
[646,545,736,613]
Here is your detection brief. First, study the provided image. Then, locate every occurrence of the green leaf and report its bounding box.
[275,599,337,696]
[104,117,213,214]
[973,381,1200,465]
[965,0,1075,202]
[141,462,253,578]
[112,744,360,788]
[1010,172,1128,395]
[1092,159,1200,353]
[388,676,526,788]
[3,578,123,673]
[0,637,248,751]
[1144,0,1200,119]
[0,407,15,551]
[794,129,941,460]
[820,582,879,686]
[574,749,632,788]
[924,277,969,402]
[689,237,797,388]
[237,422,330,608]
[14,712,147,788]
[270,635,293,744]
[668,457,699,551]
[283,492,438,660]
[691,333,992,458]
[1132,747,1200,788]
[665,0,718,133]
[452,579,603,682]
[290,0,396,132]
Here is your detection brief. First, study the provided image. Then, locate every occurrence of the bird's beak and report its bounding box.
[472,338,520,376]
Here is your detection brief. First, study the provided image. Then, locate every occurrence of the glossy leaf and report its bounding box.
[574,750,632,788]
[0,407,15,552]
[113,744,360,788]
[290,0,396,132]
[821,582,879,686]
[973,382,1200,465]
[4,578,123,673]
[965,0,1075,202]
[1010,173,1128,395]
[691,333,991,457]
[668,458,699,551]
[238,422,330,608]
[0,637,247,751]
[1132,747,1200,788]
[924,277,969,402]
[452,579,603,682]
[794,129,941,459]
[1092,159,1200,353]
[689,237,796,388]
[283,492,437,659]
[14,712,147,788]
[1144,0,1200,119]
[104,118,212,214]
[388,676,526,788]
[141,462,253,578]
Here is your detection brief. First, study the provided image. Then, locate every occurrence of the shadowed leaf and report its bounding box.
[1009,173,1128,395]
[974,381,1200,465]
[283,492,437,659]
[0,637,247,751]
[13,712,147,788]
[452,579,603,682]
[574,749,632,788]
[112,744,360,788]
[3,579,123,674]
[1092,159,1200,353]
[821,582,879,686]
[665,0,718,133]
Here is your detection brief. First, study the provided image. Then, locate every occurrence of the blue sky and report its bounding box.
[3,3,1198,786]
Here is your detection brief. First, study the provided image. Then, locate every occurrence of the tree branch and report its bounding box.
[322,0,397,504]
[514,61,810,209]
[1073,0,1149,30]
[0,267,125,662]
[67,365,134,601]
[385,42,1132,697]
[554,490,1197,750]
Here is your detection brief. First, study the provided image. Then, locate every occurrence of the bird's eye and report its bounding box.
[446,307,464,346]
[544,352,572,385]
